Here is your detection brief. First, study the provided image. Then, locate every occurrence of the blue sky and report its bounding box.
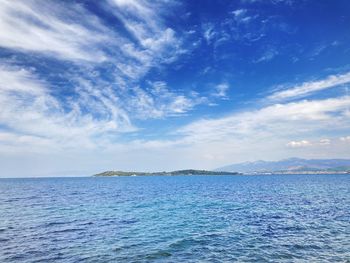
[0,0,350,177]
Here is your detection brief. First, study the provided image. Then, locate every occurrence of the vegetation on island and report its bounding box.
[94,169,240,177]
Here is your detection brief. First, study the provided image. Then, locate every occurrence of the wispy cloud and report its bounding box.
[0,0,202,148]
[107,0,183,64]
[0,64,209,151]
[0,0,182,65]
[269,71,350,101]
[0,65,134,150]
[319,138,331,145]
[0,0,111,62]
[202,23,216,45]
[254,48,278,63]
[123,81,205,119]
[176,96,350,146]
[0,0,187,88]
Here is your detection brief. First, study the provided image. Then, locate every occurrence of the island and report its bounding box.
[94,169,240,177]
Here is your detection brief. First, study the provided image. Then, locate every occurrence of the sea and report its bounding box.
[0,174,349,262]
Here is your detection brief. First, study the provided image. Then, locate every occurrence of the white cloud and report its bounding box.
[269,71,350,101]
[340,136,350,142]
[212,83,230,99]
[285,138,330,148]
[0,66,46,94]
[231,9,251,24]
[286,140,312,148]
[232,9,247,17]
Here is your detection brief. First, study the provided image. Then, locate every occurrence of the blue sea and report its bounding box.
[0,174,349,262]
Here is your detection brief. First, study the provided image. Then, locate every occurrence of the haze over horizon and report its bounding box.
[1,0,350,177]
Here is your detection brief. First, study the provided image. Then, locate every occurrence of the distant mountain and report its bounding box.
[216,158,350,174]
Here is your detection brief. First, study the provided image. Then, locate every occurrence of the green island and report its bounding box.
[94,169,240,177]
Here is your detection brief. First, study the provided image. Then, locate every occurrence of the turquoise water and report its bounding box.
[0,174,349,262]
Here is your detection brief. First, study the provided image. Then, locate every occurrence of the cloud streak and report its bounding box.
[269,72,350,101]
[0,0,111,61]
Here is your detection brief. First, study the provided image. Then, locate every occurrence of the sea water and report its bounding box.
[0,174,349,262]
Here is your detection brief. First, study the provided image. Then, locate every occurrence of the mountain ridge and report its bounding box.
[216,158,350,174]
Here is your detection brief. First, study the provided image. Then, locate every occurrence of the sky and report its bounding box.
[0,0,350,177]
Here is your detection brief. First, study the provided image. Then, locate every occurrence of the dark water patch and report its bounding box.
[119,218,138,225]
[4,198,21,203]
[113,243,140,253]
[45,221,71,227]
[169,238,195,250]
[169,237,210,251]
[200,232,223,239]
[289,244,323,250]
[145,250,172,260]
[113,247,123,252]
[34,256,67,263]
[280,225,305,232]
[49,227,85,234]
[79,221,94,226]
